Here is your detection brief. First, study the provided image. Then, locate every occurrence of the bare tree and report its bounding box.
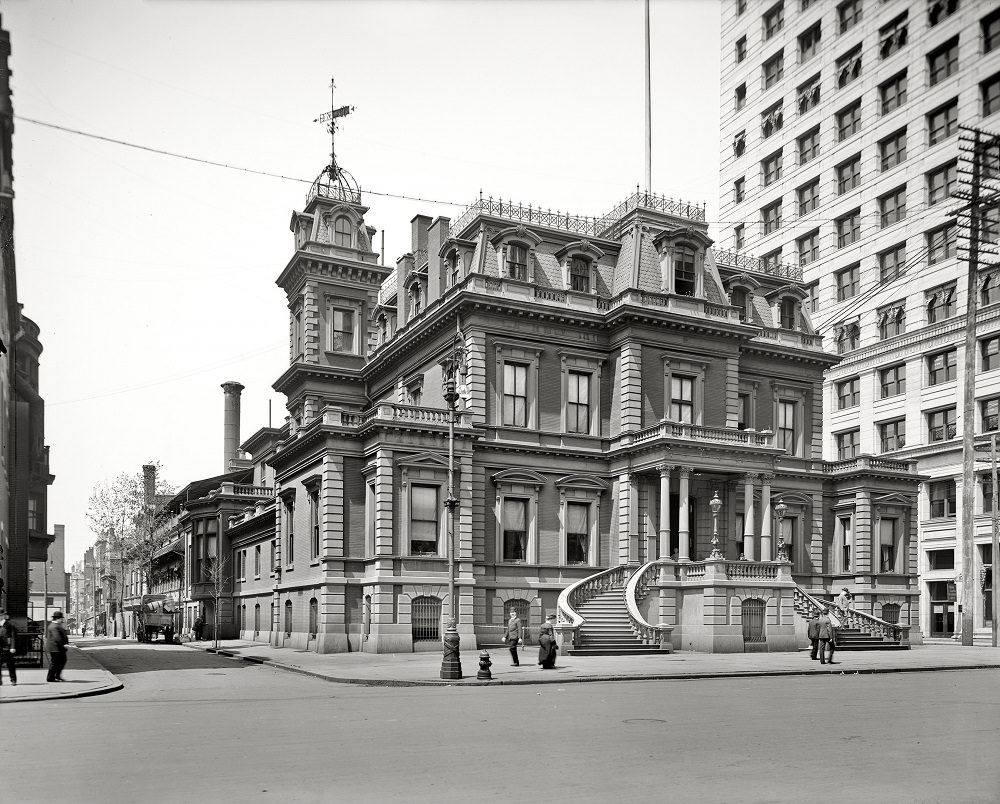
[205,554,229,650]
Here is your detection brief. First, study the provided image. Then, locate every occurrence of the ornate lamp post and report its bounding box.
[440,330,466,680]
[774,498,789,562]
[708,491,723,560]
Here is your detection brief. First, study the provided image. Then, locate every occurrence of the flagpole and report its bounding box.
[644,0,651,194]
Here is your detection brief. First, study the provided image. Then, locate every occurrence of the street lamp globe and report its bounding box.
[774,498,789,562]
[708,491,723,560]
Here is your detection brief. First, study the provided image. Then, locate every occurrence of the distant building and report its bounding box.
[28,522,67,623]
[718,0,1000,641]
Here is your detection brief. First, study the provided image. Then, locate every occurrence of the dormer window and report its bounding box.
[780,298,797,330]
[446,250,462,288]
[570,257,590,292]
[732,287,750,322]
[674,246,696,295]
[334,216,352,247]
[409,283,423,317]
[507,244,528,281]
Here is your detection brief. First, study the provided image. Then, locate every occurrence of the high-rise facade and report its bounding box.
[719,0,1000,641]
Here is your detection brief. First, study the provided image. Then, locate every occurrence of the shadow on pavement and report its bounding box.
[81,641,261,676]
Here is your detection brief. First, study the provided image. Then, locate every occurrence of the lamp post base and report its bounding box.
[440,618,462,680]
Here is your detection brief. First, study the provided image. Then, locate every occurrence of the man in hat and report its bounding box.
[835,587,850,609]
[816,608,837,665]
[45,611,70,682]
[0,610,17,685]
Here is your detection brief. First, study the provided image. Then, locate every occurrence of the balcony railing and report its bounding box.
[823,455,915,474]
[712,247,803,281]
[628,421,775,449]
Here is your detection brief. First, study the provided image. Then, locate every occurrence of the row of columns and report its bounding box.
[655,466,776,562]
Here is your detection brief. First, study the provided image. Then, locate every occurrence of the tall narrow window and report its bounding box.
[570,257,590,292]
[410,484,439,556]
[982,397,1000,431]
[506,244,528,281]
[331,309,355,353]
[736,36,747,63]
[674,246,696,295]
[879,186,907,227]
[763,52,784,89]
[503,362,528,427]
[780,298,797,330]
[283,496,295,568]
[284,600,293,636]
[928,38,958,86]
[837,429,860,460]
[879,128,907,170]
[927,162,957,205]
[928,101,958,145]
[927,225,956,265]
[836,211,861,248]
[777,400,797,455]
[880,364,906,398]
[762,151,783,185]
[836,101,862,141]
[670,375,695,423]
[334,217,352,247]
[763,200,782,234]
[764,2,784,39]
[879,519,897,573]
[254,544,261,577]
[799,24,821,62]
[927,408,957,442]
[734,177,746,204]
[503,498,528,562]
[879,72,907,114]
[798,179,819,215]
[836,264,860,300]
[309,487,320,559]
[929,479,957,518]
[732,287,749,322]
[983,337,1000,372]
[879,243,906,281]
[837,156,862,194]
[798,230,819,265]
[798,127,820,163]
[567,370,591,434]
[838,0,862,33]
[880,418,906,452]
[840,516,853,572]
[566,502,589,565]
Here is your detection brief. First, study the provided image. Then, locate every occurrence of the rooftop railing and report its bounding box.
[712,247,803,281]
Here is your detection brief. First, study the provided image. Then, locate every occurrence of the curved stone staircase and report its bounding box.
[792,586,910,651]
[565,582,667,656]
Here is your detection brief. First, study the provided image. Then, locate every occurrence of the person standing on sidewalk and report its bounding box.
[193,614,205,641]
[0,610,18,685]
[537,622,557,669]
[807,613,820,660]
[45,611,70,682]
[504,608,522,667]
[816,608,837,665]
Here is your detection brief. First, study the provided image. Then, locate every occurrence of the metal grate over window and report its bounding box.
[742,598,766,643]
[411,596,442,642]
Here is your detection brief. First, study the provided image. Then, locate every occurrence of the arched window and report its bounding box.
[411,596,441,642]
[881,603,900,625]
[506,244,528,281]
[284,599,293,636]
[569,256,590,292]
[741,598,766,643]
[309,598,318,637]
[334,216,352,247]
[674,246,696,295]
[983,274,1000,307]
[254,603,261,635]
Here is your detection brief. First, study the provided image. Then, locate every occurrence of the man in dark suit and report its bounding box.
[807,613,820,660]
[0,610,18,685]
[504,608,522,667]
[816,608,837,665]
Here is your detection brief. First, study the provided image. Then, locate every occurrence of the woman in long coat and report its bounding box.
[537,623,557,669]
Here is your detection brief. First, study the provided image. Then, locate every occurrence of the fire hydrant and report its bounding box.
[477,649,492,680]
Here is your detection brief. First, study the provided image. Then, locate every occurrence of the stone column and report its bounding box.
[658,465,673,559]
[742,473,756,561]
[678,468,691,561]
[759,474,773,562]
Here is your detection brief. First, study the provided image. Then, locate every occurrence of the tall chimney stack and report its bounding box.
[142,464,156,506]
[221,381,245,471]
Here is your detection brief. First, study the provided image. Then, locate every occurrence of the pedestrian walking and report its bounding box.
[807,613,820,660]
[816,607,837,665]
[835,587,850,609]
[504,608,522,666]
[45,611,69,682]
[0,610,18,686]
[193,614,205,641]
[537,622,557,669]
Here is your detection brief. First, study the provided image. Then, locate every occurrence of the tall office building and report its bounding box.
[719,0,1000,641]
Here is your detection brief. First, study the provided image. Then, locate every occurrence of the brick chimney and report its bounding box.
[221,381,245,471]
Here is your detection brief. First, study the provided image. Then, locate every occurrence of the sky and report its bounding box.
[3,0,722,567]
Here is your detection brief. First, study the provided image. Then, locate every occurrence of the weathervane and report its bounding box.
[313,77,354,181]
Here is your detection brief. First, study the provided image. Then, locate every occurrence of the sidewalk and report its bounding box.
[0,643,123,704]
[4,639,1000,702]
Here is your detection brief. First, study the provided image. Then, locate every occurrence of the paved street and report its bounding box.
[2,640,999,804]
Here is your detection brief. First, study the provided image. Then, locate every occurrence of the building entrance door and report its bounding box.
[928,581,955,637]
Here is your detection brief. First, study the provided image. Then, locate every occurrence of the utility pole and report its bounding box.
[956,126,1000,645]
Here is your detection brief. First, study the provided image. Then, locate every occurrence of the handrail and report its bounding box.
[792,585,909,643]
[556,564,629,629]
[623,560,673,646]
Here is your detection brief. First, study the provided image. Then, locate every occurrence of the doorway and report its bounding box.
[928,581,955,637]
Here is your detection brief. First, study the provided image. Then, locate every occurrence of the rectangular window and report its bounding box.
[570,257,590,292]
[309,487,320,559]
[502,498,528,561]
[840,516,853,572]
[797,179,819,215]
[928,0,957,26]
[797,74,821,113]
[567,370,591,434]
[734,177,746,204]
[566,502,589,564]
[736,36,747,63]
[927,161,956,205]
[982,397,1000,431]
[837,211,861,248]
[798,128,820,164]
[927,225,957,266]
[928,37,958,86]
[254,545,261,577]
[927,349,957,385]
[763,200,782,234]
[764,2,784,40]
[763,52,785,89]
[928,101,958,145]
[838,0,862,33]
[879,128,907,170]
[735,83,747,111]
[737,392,752,430]
[879,244,906,281]
[836,46,862,88]
[879,518,897,573]
[761,103,784,138]
[880,364,906,398]
[983,337,1000,372]
[879,303,905,339]
[837,322,860,354]
[879,72,907,114]
[927,284,956,322]
[837,101,862,141]
[928,408,957,442]
[670,375,695,423]
[734,225,745,251]
[503,362,528,427]
[331,309,355,353]
[879,186,907,228]
[986,73,1000,117]
[780,298,797,330]
[836,264,860,301]
[410,484,439,555]
[879,14,908,59]
[985,477,995,520]
[986,9,1000,53]
[928,549,955,570]
[836,155,862,194]
[777,400,797,455]
[880,419,906,452]
[928,479,957,518]
[837,429,860,460]
[799,23,821,62]
[798,230,819,264]
[506,244,527,280]
[762,151,782,185]
[283,497,295,568]
[270,540,276,574]
[837,377,860,409]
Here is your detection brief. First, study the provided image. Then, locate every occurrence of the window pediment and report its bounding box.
[554,474,608,492]
[489,225,543,249]
[555,240,606,261]
[492,468,546,488]
[764,284,809,302]
[397,452,449,472]
[724,272,762,292]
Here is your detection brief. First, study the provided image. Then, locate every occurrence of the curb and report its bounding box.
[0,681,125,704]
